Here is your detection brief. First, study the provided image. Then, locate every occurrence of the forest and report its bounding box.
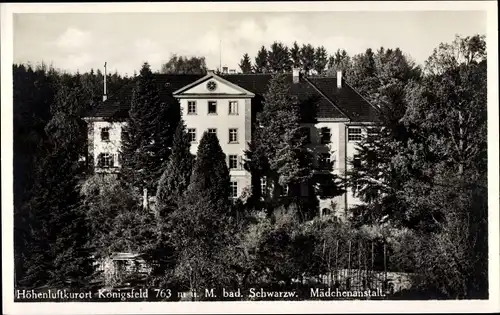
[13,34,487,300]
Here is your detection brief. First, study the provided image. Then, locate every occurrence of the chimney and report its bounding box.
[222,66,228,74]
[337,70,342,88]
[103,62,108,102]
[293,68,300,84]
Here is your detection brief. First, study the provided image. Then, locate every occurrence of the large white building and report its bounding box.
[83,69,380,218]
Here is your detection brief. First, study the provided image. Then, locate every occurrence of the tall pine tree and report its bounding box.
[21,85,94,289]
[238,53,253,74]
[246,73,312,204]
[290,41,301,68]
[313,46,328,75]
[169,132,233,298]
[120,62,180,194]
[254,46,269,73]
[156,120,194,216]
[267,41,292,73]
[300,44,316,73]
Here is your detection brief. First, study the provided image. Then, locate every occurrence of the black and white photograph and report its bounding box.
[2,2,499,314]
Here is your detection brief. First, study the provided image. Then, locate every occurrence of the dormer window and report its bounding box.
[101,128,110,142]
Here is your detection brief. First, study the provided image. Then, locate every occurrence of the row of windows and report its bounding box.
[188,128,239,143]
[100,126,378,143]
[187,100,239,115]
[300,127,380,144]
[97,152,242,170]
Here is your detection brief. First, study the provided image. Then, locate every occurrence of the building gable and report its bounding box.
[173,72,255,98]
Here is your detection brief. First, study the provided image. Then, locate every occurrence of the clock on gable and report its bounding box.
[206,80,217,91]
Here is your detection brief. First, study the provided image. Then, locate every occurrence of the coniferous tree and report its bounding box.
[254,46,269,73]
[290,41,301,68]
[313,46,328,75]
[300,44,316,73]
[246,73,312,205]
[267,41,292,73]
[238,53,253,74]
[169,132,233,298]
[21,85,94,289]
[120,62,180,193]
[156,120,194,216]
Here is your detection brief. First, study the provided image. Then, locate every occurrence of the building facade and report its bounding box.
[83,70,380,217]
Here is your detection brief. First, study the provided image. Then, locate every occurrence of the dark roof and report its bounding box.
[308,77,381,122]
[85,73,378,122]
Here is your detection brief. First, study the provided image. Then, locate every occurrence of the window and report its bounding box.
[101,128,110,142]
[229,128,238,143]
[187,101,197,115]
[353,154,362,168]
[121,130,128,142]
[260,177,267,197]
[301,127,311,144]
[188,128,197,142]
[230,181,238,198]
[229,101,239,115]
[321,127,331,144]
[229,155,238,169]
[98,153,114,168]
[208,101,217,114]
[348,127,362,141]
[319,153,332,170]
[208,128,217,136]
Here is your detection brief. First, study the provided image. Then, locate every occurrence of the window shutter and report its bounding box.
[237,155,242,169]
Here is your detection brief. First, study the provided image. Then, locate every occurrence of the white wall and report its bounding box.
[93,121,125,169]
[180,97,252,197]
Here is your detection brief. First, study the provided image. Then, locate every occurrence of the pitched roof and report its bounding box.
[85,73,378,122]
[307,77,381,122]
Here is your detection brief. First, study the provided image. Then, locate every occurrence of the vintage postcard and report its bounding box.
[1,1,499,314]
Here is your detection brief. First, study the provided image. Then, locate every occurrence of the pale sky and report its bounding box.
[13,11,486,76]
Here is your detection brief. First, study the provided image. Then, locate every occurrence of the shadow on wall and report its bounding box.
[245,94,345,222]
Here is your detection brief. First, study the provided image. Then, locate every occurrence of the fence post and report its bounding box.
[327,246,332,286]
[335,240,339,285]
[358,242,361,290]
[363,242,369,289]
[383,243,387,293]
[347,240,351,290]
